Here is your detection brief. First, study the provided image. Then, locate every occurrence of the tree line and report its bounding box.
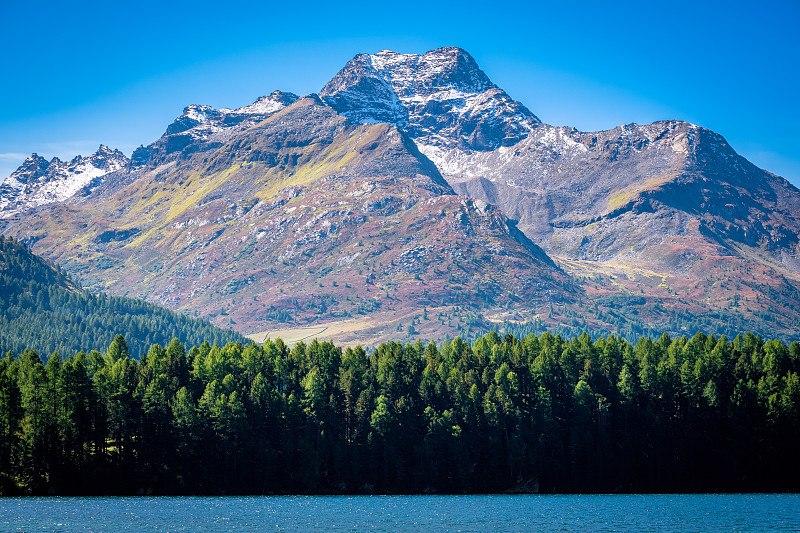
[1,328,799,495]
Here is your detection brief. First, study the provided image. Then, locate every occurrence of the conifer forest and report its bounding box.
[2,329,799,495]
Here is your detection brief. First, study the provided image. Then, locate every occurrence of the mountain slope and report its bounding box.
[0,95,570,345]
[424,117,800,340]
[320,47,800,339]
[422,120,800,261]
[0,235,247,357]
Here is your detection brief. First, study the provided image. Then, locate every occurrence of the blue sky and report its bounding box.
[1,0,798,187]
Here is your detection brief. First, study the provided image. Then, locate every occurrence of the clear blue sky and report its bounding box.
[1,0,798,187]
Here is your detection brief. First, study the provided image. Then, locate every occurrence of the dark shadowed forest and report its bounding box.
[2,328,799,495]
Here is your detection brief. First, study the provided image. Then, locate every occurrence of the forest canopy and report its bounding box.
[1,329,799,495]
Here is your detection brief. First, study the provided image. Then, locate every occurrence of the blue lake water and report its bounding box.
[1,494,798,532]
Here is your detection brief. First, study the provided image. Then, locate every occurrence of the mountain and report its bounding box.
[0,145,129,219]
[138,90,301,168]
[320,47,800,339]
[2,47,799,343]
[320,48,800,267]
[0,94,569,345]
[0,235,247,357]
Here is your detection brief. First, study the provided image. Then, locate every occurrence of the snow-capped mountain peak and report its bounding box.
[0,145,129,218]
[369,47,496,97]
[2,154,50,190]
[164,91,300,137]
[320,47,540,151]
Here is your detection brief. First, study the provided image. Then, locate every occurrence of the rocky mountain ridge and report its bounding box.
[132,90,300,170]
[0,145,128,218]
[320,48,800,271]
[430,120,800,258]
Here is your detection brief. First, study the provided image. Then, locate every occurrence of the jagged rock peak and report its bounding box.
[89,145,129,167]
[5,154,50,185]
[0,145,129,217]
[369,47,496,96]
[165,104,225,136]
[320,47,540,151]
[4,146,127,186]
[233,90,299,115]
[163,91,300,138]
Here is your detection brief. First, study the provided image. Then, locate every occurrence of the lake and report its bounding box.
[1,494,798,532]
